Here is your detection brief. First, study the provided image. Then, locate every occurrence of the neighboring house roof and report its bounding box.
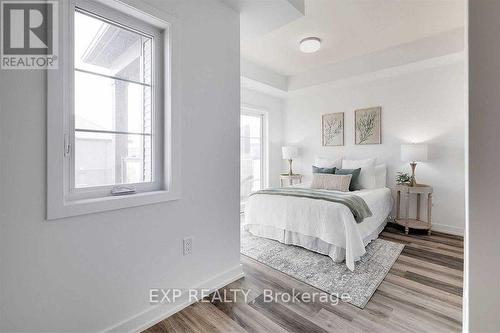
[81,23,143,79]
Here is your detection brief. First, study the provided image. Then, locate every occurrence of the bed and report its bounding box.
[243,165,393,271]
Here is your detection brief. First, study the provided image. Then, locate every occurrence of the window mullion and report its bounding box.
[74,129,152,136]
[74,68,151,87]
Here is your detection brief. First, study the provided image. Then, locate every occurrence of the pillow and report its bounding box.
[342,158,376,189]
[312,166,336,174]
[314,157,342,169]
[311,174,352,192]
[375,164,387,188]
[335,168,361,191]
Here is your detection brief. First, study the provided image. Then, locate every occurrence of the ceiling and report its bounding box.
[241,0,465,77]
[220,0,304,40]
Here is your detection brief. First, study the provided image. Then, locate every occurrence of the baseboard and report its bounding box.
[431,223,464,236]
[104,264,245,333]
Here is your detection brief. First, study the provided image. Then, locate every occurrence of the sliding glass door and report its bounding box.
[241,110,267,210]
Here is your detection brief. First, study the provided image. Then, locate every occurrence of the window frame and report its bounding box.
[70,2,162,200]
[47,0,181,219]
[240,106,269,211]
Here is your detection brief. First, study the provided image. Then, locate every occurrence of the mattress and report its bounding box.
[243,186,393,271]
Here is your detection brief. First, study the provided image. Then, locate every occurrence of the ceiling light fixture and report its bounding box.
[299,37,321,53]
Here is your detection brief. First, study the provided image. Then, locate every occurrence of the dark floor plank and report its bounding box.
[389,268,463,296]
[401,246,464,270]
[385,224,464,246]
[384,272,463,307]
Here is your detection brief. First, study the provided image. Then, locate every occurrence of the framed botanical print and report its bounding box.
[322,112,344,146]
[355,107,381,145]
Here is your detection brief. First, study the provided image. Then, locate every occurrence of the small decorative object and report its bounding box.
[322,112,344,146]
[355,107,381,144]
[282,146,299,176]
[396,172,411,185]
[401,143,428,187]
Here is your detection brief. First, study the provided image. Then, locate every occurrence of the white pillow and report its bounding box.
[311,174,352,192]
[375,164,387,188]
[342,158,376,189]
[314,157,342,169]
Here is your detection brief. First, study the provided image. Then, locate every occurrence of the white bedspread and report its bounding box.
[243,186,393,271]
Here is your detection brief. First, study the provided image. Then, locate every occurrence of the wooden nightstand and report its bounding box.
[280,174,303,187]
[395,184,433,235]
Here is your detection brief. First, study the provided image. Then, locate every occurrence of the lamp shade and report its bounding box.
[282,146,299,159]
[401,144,428,162]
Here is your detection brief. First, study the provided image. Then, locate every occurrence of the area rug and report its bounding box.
[241,229,404,308]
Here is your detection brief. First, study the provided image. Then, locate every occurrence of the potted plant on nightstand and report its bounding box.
[396,172,411,185]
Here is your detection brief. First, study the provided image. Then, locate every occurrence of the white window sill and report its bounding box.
[47,190,180,220]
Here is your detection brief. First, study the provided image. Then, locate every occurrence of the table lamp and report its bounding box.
[401,144,428,186]
[282,146,299,176]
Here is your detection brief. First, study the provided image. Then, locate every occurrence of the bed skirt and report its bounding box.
[244,222,387,264]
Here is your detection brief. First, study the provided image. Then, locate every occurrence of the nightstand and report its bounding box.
[395,184,433,235]
[280,174,303,187]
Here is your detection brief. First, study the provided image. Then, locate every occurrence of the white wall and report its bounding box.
[284,62,465,235]
[242,88,284,188]
[0,0,240,332]
[468,1,500,331]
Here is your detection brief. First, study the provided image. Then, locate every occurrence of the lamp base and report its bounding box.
[410,162,417,187]
[288,159,293,176]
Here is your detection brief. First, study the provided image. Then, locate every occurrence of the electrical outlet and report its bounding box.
[183,237,193,256]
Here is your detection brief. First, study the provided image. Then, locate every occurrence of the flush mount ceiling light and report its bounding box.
[299,37,321,53]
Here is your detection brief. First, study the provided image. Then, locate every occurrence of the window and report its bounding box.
[47,0,180,219]
[240,109,268,210]
[73,9,155,192]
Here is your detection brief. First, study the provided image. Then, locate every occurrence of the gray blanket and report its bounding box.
[250,187,372,223]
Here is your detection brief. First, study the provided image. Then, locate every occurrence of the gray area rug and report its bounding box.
[241,229,404,308]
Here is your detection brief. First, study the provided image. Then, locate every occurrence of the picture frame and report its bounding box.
[355,107,381,145]
[322,112,344,146]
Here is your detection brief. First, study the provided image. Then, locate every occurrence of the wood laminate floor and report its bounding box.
[144,224,463,333]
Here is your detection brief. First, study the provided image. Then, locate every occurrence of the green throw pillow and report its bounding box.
[312,166,336,174]
[335,168,361,191]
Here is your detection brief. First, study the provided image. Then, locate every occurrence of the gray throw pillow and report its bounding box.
[335,168,362,191]
[312,166,336,174]
[311,174,352,192]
